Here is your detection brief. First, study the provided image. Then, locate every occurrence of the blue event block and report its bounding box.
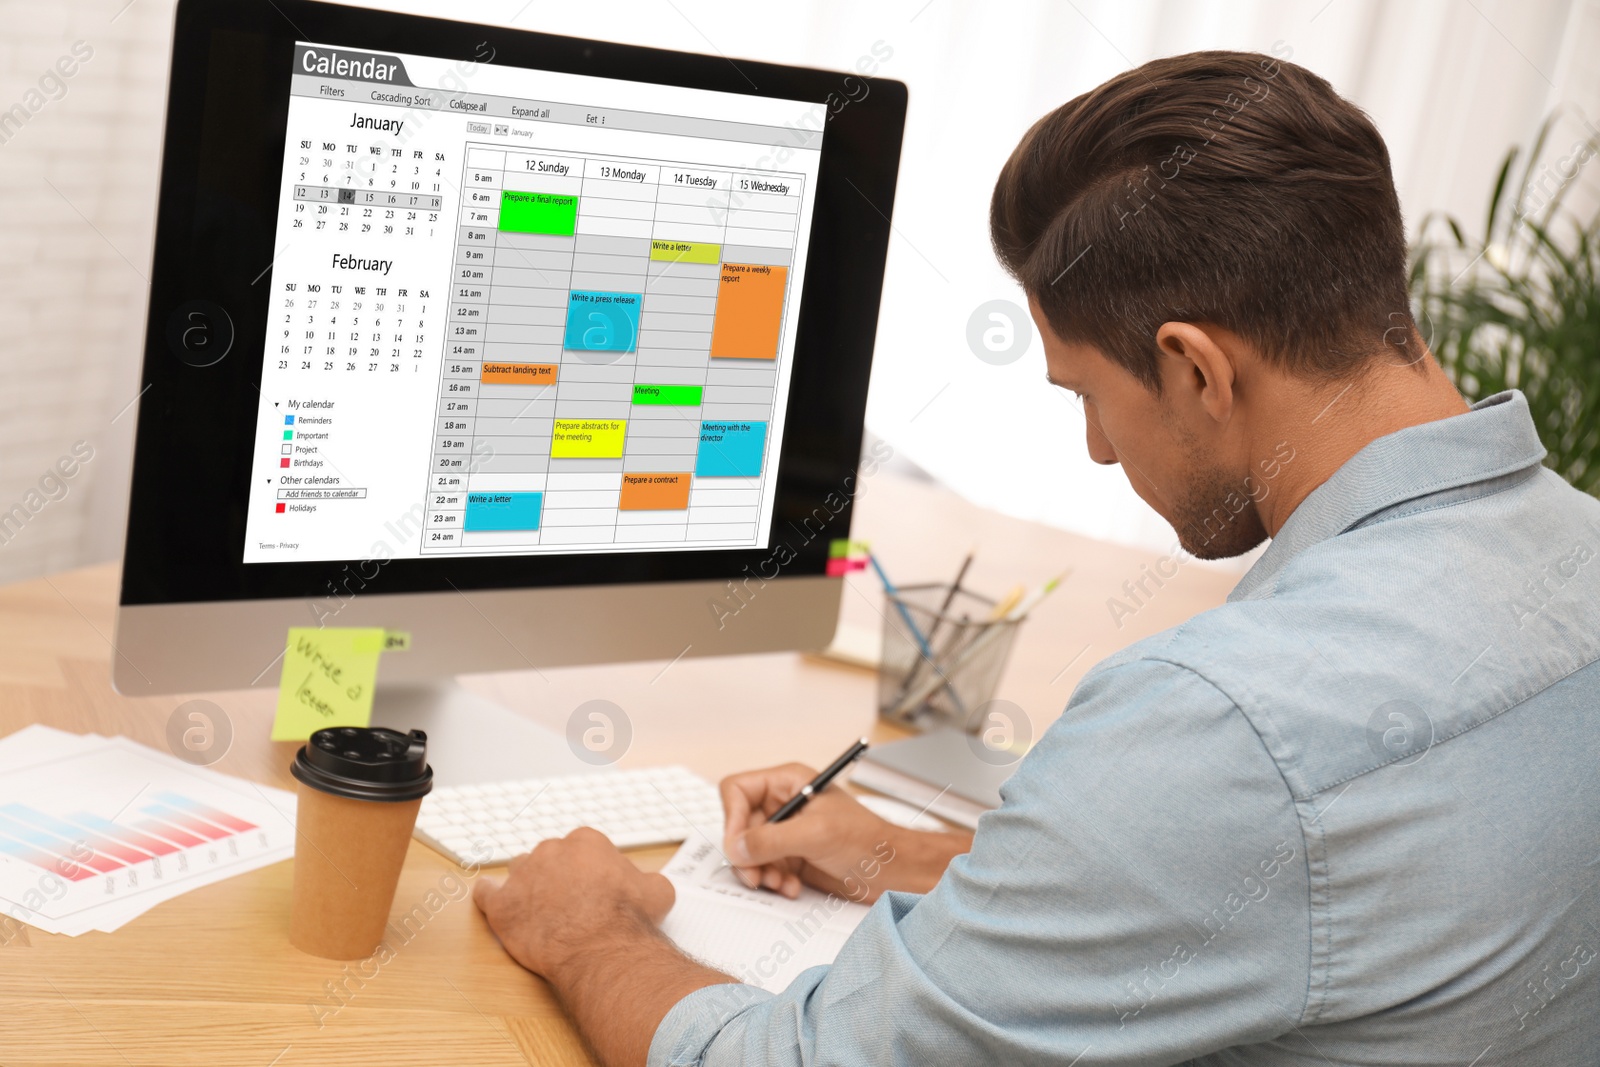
[464,491,543,531]
[695,421,768,477]
[563,290,641,352]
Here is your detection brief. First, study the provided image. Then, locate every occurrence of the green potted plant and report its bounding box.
[1410,119,1600,496]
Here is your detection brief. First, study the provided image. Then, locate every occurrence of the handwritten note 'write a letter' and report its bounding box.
[270,627,387,741]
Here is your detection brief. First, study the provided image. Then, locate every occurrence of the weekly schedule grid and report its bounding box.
[242,45,824,563]
[425,147,804,551]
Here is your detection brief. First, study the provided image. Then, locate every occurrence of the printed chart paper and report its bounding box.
[0,726,296,936]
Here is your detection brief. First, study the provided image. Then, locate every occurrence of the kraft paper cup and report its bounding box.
[289,727,433,960]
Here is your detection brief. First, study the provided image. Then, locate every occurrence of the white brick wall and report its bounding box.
[0,0,174,583]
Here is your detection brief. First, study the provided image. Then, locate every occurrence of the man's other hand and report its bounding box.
[473,827,675,978]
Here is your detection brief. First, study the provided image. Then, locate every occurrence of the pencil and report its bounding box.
[894,551,975,705]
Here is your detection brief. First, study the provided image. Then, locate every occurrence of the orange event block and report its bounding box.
[709,263,787,360]
[619,472,691,511]
[481,362,557,384]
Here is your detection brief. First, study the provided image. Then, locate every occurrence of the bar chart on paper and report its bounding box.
[0,792,261,880]
[0,728,296,935]
[422,146,805,554]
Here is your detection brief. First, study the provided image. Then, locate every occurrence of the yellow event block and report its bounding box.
[552,418,627,458]
[649,239,721,265]
[271,627,386,741]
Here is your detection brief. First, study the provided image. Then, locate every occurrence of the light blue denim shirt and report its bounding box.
[649,391,1600,1066]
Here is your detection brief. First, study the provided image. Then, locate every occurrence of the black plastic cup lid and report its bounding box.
[292,727,433,802]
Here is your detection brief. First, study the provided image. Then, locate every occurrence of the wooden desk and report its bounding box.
[0,473,1236,1066]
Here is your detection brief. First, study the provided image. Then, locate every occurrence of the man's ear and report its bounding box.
[1154,321,1237,424]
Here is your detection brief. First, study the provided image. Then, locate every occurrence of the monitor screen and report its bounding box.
[245,44,824,564]
[121,1,903,613]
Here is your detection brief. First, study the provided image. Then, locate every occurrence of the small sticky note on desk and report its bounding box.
[271,627,393,741]
[826,538,871,576]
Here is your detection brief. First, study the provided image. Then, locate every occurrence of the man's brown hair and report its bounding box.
[990,50,1415,390]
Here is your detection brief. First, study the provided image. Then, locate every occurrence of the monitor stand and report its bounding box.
[368,681,609,787]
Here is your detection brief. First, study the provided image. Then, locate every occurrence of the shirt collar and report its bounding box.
[1229,390,1547,602]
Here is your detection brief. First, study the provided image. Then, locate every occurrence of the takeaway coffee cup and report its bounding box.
[289,726,433,959]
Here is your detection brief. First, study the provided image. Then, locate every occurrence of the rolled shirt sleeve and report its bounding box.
[649,657,1313,1067]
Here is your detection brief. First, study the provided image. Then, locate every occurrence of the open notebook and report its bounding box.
[659,836,872,992]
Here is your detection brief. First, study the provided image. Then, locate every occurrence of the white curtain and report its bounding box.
[1,0,1593,584]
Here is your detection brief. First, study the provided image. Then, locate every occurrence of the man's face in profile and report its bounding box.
[1029,296,1270,561]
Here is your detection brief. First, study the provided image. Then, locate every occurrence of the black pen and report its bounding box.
[769,737,871,823]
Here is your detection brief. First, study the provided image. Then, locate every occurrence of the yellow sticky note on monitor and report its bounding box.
[271,627,387,741]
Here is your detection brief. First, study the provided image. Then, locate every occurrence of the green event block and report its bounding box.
[649,239,721,265]
[499,191,578,235]
[632,383,703,406]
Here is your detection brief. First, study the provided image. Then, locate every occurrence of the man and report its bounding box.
[473,51,1600,1065]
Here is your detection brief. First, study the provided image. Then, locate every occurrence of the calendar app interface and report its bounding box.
[244,44,825,563]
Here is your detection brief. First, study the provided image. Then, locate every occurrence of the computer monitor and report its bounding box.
[113,0,906,778]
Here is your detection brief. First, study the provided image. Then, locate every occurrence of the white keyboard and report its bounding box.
[414,765,724,866]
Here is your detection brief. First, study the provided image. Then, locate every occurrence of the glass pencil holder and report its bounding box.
[877,582,1022,732]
